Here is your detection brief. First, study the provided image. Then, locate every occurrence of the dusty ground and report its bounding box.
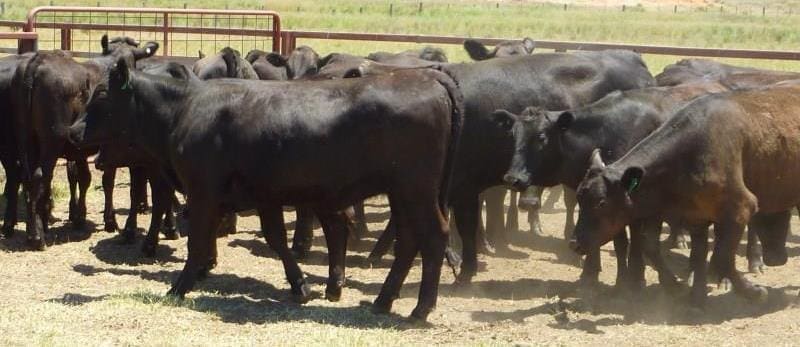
[2,165,800,346]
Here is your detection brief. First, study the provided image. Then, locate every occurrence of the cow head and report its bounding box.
[418,46,448,63]
[492,106,569,190]
[265,45,321,80]
[571,149,642,255]
[755,214,790,267]
[463,37,535,61]
[69,57,137,147]
[100,34,159,67]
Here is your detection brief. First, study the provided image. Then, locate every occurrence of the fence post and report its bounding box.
[418,2,423,14]
[1,2,5,15]
[162,12,169,56]
[60,29,71,51]
[563,4,567,11]
[183,3,187,9]
[389,3,393,16]
[762,6,766,16]
[622,5,625,12]
[18,37,37,54]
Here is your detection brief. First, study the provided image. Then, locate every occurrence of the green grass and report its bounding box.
[1,0,799,73]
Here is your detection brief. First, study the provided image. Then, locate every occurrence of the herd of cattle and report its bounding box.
[1,33,799,322]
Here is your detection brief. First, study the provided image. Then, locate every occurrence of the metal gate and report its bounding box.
[18,6,280,58]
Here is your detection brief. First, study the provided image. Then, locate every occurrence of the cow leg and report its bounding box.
[216,212,237,236]
[688,225,710,307]
[66,161,79,224]
[73,157,90,228]
[317,210,349,302]
[505,190,519,234]
[167,197,220,298]
[626,226,645,291]
[520,186,544,236]
[641,219,680,291]
[161,190,179,241]
[291,206,315,260]
[131,166,149,213]
[542,184,562,211]
[563,186,577,241]
[26,154,57,250]
[410,200,448,321]
[352,201,369,242]
[259,205,311,303]
[745,227,765,274]
[373,195,420,315]
[483,186,507,251]
[711,221,767,302]
[121,168,141,244]
[452,193,480,284]
[1,158,20,238]
[141,174,175,257]
[369,219,396,265]
[101,168,119,233]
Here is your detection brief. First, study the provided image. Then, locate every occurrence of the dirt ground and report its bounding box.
[2,165,800,346]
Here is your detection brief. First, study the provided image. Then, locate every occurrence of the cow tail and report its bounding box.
[16,53,42,182]
[431,66,465,214]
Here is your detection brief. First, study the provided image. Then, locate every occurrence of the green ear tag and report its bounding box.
[120,77,132,91]
[627,177,640,193]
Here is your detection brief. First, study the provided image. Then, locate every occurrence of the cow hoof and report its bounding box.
[717,278,731,292]
[104,220,118,233]
[141,241,157,258]
[476,238,495,255]
[162,228,179,240]
[408,308,431,324]
[291,282,313,304]
[27,237,46,251]
[371,300,393,315]
[454,271,474,286]
[325,287,342,302]
[748,260,765,274]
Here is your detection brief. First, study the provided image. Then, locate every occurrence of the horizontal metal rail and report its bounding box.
[280,30,800,61]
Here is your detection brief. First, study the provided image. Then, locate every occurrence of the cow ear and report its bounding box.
[491,109,518,132]
[621,166,644,194]
[522,37,536,54]
[133,41,159,60]
[464,39,491,61]
[165,62,193,80]
[101,34,110,55]
[110,57,132,92]
[244,49,264,63]
[556,111,574,131]
[588,148,606,171]
[197,50,206,59]
[265,52,288,67]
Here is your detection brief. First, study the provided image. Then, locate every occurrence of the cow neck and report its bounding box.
[607,117,690,218]
[128,71,190,169]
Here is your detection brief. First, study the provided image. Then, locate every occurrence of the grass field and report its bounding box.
[1,0,800,72]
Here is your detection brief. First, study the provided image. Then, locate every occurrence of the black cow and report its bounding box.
[572,81,800,306]
[263,46,322,80]
[444,50,653,284]
[463,38,535,61]
[656,58,800,87]
[494,82,729,289]
[193,47,259,80]
[10,35,157,249]
[0,53,34,238]
[68,60,464,321]
[244,49,288,81]
[367,50,655,284]
[367,46,448,64]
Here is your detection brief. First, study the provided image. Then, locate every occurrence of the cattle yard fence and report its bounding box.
[0,6,280,63]
[1,6,800,64]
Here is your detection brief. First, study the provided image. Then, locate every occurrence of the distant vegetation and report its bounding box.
[1,0,799,73]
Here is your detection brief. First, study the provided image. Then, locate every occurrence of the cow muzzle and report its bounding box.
[503,171,531,192]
